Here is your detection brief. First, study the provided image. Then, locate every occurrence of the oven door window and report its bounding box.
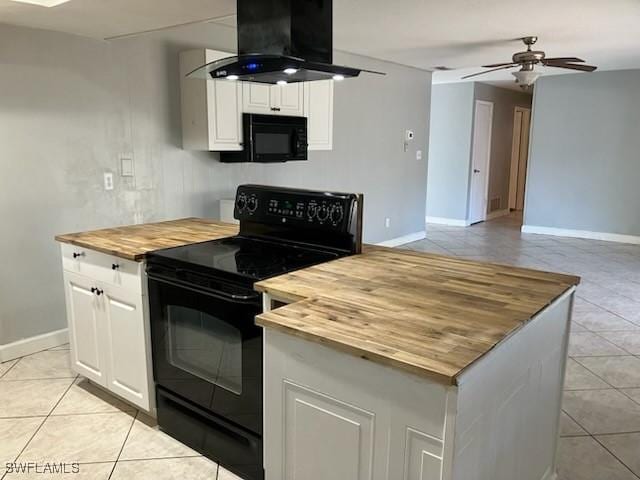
[167,305,242,395]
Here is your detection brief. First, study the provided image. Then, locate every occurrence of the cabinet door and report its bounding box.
[273,83,304,116]
[304,80,334,150]
[101,283,151,411]
[242,82,273,114]
[63,271,106,386]
[207,79,243,150]
[283,381,375,480]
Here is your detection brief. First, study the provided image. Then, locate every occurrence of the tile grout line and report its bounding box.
[0,358,22,380]
[0,374,79,480]
[591,434,640,480]
[107,409,139,480]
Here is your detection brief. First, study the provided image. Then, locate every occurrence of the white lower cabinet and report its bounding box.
[264,327,447,480]
[64,271,106,385]
[60,244,153,413]
[102,283,151,409]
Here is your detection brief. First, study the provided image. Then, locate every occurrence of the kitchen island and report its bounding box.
[256,246,579,480]
[56,218,579,480]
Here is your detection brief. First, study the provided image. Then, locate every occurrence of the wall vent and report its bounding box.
[490,197,502,212]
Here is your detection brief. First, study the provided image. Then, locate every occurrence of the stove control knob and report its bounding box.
[330,204,344,224]
[307,204,317,220]
[236,193,247,212]
[247,195,258,213]
[317,204,329,222]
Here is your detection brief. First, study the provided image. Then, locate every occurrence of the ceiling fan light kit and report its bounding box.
[462,36,598,87]
[512,70,541,87]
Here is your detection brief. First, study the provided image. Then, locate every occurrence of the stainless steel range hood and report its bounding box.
[187,0,383,84]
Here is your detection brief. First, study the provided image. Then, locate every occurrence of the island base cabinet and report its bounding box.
[60,245,154,413]
[262,289,575,480]
[263,328,449,480]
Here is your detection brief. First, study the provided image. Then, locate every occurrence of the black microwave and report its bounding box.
[220,113,308,163]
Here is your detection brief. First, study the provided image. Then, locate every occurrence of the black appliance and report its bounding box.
[221,114,307,163]
[186,0,384,84]
[147,185,363,480]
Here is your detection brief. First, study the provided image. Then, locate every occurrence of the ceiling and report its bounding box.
[1,0,639,86]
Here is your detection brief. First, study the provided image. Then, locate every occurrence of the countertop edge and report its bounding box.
[255,308,456,386]
[256,282,579,386]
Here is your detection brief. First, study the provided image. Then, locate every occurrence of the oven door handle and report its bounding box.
[147,273,261,304]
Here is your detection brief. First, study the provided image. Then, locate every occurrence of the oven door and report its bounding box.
[148,271,262,435]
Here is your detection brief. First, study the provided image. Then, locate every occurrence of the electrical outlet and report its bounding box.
[103,172,114,191]
[416,150,423,160]
[385,218,391,228]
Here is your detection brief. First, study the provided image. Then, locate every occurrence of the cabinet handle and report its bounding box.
[271,107,281,112]
[112,263,120,270]
[90,287,104,296]
[91,287,97,294]
[73,252,85,258]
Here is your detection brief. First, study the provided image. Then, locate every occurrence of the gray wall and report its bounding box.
[524,70,640,236]
[0,23,431,345]
[474,83,531,211]
[426,83,475,220]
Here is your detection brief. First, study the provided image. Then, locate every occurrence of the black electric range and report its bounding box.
[146,185,363,480]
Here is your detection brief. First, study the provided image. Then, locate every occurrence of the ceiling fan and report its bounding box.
[462,36,598,89]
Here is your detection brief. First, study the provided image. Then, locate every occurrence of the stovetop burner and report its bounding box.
[150,236,340,282]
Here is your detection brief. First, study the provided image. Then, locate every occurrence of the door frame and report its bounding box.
[508,106,532,210]
[468,100,494,224]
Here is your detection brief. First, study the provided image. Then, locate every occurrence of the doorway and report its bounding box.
[508,106,531,211]
[468,100,494,225]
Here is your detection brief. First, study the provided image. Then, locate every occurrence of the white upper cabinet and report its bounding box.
[304,80,334,151]
[180,49,333,151]
[242,82,304,116]
[180,49,243,151]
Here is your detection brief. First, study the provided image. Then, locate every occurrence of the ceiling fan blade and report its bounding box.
[543,57,585,63]
[461,64,518,79]
[545,62,598,72]
[481,62,516,68]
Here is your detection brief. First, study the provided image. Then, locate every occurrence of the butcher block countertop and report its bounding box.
[55,218,239,261]
[255,246,580,386]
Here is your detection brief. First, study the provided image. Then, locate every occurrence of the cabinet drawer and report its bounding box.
[60,243,143,293]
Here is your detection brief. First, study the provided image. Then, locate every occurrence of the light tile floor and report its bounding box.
[405,213,640,480]
[0,345,240,480]
[2,212,639,479]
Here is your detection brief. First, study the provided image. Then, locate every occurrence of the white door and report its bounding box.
[469,100,494,224]
[304,80,334,150]
[508,107,532,210]
[207,80,243,150]
[242,82,273,114]
[102,283,151,410]
[273,83,304,116]
[63,271,106,385]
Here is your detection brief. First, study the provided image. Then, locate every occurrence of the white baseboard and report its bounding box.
[522,225,640,245]
[425,216,470,227]
[0,328,68,362]
[377,231,426,247]
[486,209,510,220]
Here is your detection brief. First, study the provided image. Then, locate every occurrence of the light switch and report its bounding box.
[120,156,134,177]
